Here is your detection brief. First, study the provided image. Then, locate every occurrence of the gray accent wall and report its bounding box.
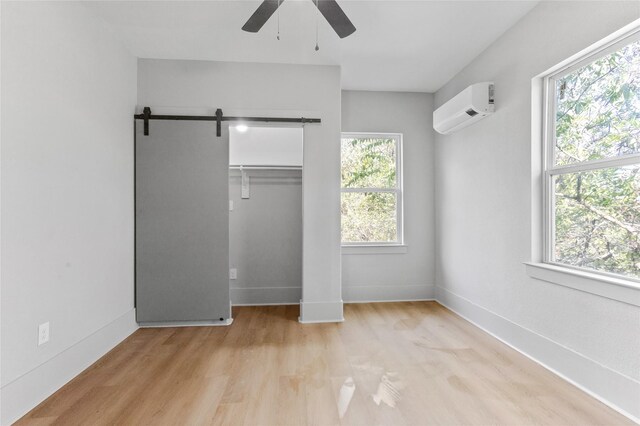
[229,169,302,305]
[341,90,436,302]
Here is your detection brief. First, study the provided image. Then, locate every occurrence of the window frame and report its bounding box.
[340,132,404,247]
[542,28,640,283]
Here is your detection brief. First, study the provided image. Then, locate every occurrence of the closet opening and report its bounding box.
[229,125,304,306]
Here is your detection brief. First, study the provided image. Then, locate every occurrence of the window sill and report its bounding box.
[524,262,640,307]
[341,245,408,255]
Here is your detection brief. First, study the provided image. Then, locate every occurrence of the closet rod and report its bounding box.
[134,107,321,136]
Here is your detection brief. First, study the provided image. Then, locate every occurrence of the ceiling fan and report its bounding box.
[242,0,356,39]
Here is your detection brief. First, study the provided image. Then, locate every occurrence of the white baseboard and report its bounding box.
[0,309,138,425]
[299,299,344,323]
[345,298,435,304]
[230,286,301,305]
[435,286,640,423]
[343,284,434,303]
[230,285,434,306]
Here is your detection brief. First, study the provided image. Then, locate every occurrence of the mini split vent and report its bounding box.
[434,82,495,135]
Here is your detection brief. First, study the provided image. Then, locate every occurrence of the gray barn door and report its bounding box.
[136,120,230,325]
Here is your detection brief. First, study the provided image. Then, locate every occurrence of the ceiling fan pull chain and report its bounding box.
[315,0,319,51]
[277,0,281,40]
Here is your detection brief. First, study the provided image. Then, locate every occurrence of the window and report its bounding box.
[341,133,403,245]
[543,30,640,281]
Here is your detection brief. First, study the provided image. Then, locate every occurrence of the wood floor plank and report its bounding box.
[15,302,633,426]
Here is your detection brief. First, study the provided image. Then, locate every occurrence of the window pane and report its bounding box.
[341,137,397,188]
[554,165,640,278]
[341,192,397,243]
[555,39,640,166]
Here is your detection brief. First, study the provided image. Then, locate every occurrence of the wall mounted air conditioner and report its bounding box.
[433,82,495,135]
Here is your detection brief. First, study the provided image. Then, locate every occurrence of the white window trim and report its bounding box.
[529,22,640,302]
[340,132,404,249]
[342,245,408,255]
[525,262,640,307]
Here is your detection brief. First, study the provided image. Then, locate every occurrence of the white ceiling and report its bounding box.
[85,0,538,92]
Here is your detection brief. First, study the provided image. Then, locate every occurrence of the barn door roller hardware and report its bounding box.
[134,107,321,137]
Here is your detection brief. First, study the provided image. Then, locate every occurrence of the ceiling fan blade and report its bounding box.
[242,0,283,33]
[313,0,356,39]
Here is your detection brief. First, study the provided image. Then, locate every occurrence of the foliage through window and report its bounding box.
[544,31,640,280]
[341,134,403,244]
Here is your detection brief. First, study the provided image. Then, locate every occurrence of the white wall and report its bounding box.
[341,91,435,302]
[0,2,137,424]
[434,1,640,420]
[230,126,303,166]
[137,59,342,322]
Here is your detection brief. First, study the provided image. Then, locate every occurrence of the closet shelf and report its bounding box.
[229,165,302,171]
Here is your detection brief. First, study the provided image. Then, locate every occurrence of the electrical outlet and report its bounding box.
[230,268,237,280]
[229,200,234,211]
[38,322,50,346]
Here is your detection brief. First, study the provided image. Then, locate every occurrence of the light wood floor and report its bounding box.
[17,302,631,425]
